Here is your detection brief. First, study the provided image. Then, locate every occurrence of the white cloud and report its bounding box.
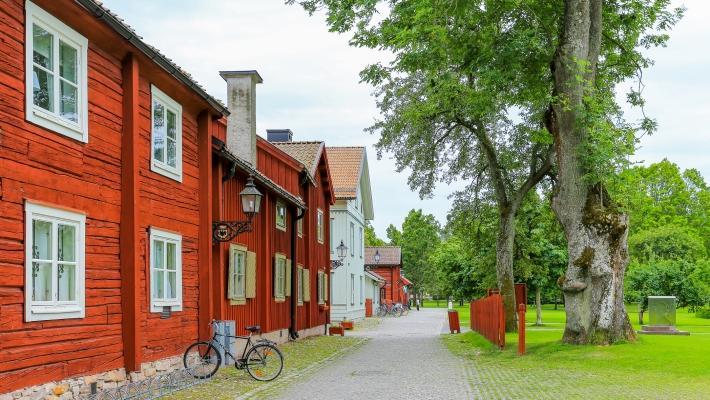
[102,0,709,237]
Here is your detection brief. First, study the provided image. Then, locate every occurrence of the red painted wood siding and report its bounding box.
[371,266,405,304]
[0,0,222,392]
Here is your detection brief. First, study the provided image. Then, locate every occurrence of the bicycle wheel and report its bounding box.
[183,341,221,379]
[245,343,283,381]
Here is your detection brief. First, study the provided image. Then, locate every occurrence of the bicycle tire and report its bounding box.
[183,341,221,379]
[245,343,284,381]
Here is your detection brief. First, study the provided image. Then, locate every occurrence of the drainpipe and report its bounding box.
[290,206,305,340]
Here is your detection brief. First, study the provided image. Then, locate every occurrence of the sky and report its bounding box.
[101,0,709,238]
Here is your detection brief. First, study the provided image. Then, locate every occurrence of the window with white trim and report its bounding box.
[329,218,334,253]
[317,271,325,305]
[317,209,324,243]
[297,266,304,305]
[276,202,287,231]
[350,273,355,305]
[150,228,182,312]
[360,276,364,304]
[359,227,363,258]
[25,202,85,321]
[274,253,287,300]
[25,1,89,142]
[297,218,303,238]
[350,223,355,256]
[151,85,183,182]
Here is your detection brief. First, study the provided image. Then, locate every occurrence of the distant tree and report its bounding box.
[385,224,402,247]
[364,221,386,246]
[399,210,441,302]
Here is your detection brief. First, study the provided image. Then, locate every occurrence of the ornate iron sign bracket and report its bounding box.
[212,221,253,243]
[331,259,344,270]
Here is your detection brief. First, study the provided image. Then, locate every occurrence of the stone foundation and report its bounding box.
[1,355,185,400]
[2,326,327,400]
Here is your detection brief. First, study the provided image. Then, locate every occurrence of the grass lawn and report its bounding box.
[167,335,366,399]
[440,303,710,399]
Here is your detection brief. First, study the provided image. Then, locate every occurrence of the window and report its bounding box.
[297,218,303,238]
[297,265,304,305]
[25,1,89,142]
[273,253,288,301]
[359,227,363,258]
[350,273,355,305]
[150,228,182,312]
[25,202,85,321]
[350,223,355,256]
[317,270,327,305]
[151,85,183,182]
[329,218,334,253]
[228,244,247,304]
[360,276,364,304]
[276,202,287,231]
[317,209,324,243]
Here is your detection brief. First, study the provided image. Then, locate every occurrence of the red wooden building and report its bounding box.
[364,246,410,304]
[0,1,333,396]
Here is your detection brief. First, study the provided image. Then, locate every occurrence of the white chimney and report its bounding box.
[219,70,263,166]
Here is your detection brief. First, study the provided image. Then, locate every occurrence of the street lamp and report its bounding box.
[374,250,381,264]
[331,240,348,270]
[213,176,263,242]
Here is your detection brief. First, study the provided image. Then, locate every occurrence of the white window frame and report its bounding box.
[360,276,364,304]
[297,265,304,305]
[275,202,287,231]
[150,85,183,182]
[359,227,363,258]
[350,273,355,305]
[149,227,182,312]
[25,202,86,322]
[317,209,324,243]
[229,244,247,301]
[329,218,334,253]
[350,223,355,256]
[25,1,89,142]
[297,218,303,238]
[317,271,325,305]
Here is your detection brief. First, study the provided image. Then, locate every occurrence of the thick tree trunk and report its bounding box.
[496,210,517,332]
[535,287,543,326]
[551,0,635,344]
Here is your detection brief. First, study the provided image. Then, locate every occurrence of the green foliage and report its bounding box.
[625,260,710,309]
[399,209,441,294]
[385,224,402,246]
[696,307,710,319]
[364,221,386,246]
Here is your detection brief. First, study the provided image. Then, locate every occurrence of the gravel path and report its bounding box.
[274,309,475,400]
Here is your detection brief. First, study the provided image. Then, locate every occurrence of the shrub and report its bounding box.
[696,307,710,319]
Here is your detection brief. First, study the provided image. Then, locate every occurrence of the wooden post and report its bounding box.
[120,53,142,372]
[198,111,214,341]
[518,303,526,355]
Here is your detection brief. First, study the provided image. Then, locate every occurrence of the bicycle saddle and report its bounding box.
[245,325,261,333]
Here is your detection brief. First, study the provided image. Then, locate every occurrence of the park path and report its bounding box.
[273,308,475,400]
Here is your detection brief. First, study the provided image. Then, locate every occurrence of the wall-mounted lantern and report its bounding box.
[213,176,263,243]
[331,240,348,270]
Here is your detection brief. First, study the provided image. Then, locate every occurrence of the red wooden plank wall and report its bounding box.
[470,294,506,349]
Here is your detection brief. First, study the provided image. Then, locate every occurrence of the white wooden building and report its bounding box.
[326,147,374,321]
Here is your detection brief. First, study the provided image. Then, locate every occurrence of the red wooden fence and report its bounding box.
[470,294,506,349]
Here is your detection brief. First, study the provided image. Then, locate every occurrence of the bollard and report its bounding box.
[518,303,526,355]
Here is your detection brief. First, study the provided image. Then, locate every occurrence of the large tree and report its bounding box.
[289,0,554,331]
[292,0,681,343]
[399,209,441,301]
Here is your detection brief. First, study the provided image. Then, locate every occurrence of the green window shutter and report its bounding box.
[246,251,256,299]
[303,268,311,302]
[286,259,292,297]
[273,256,279,299]
[228,246,236,300]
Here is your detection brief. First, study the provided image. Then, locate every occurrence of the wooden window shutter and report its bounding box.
[324,272,329,302]
[228,246,236,300]
[246,251,256,299]
[273,256,279,299]
[303,268,311,302]
[285,259,292,297]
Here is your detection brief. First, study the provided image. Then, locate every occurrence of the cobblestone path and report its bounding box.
[273,309,476,400]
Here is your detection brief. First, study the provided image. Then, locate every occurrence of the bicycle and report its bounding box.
[183,320,284,381]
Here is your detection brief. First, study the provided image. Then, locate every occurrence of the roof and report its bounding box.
[76,0,228,116]
[400,276,413,286]
[365,246,402,266]
[213,138,306,209]
[326,147,365,199]
[272,141,324,179]
[365,270,386,282]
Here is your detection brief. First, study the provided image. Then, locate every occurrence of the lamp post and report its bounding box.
[331,240,348,270]
[212,176,263,242]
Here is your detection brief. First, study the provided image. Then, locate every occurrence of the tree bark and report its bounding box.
[535,287,543,326]
[496,209,518,332]
[550,0,635,344]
